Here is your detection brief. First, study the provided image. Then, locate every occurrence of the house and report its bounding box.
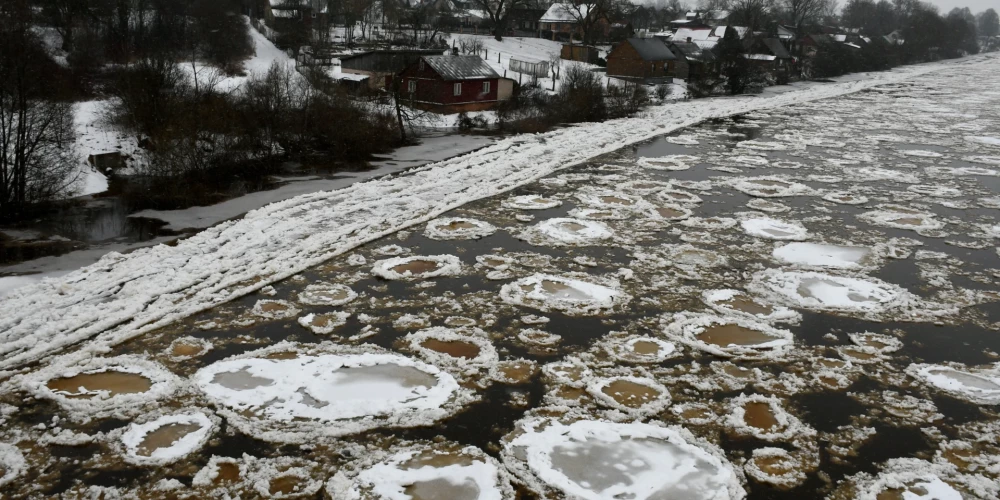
[264,0,328,33]
[341,49,447,89]
[606,38,677,82]
[561,44,601,63]
[510,7,549,34]
[798,33,835,57]
[538,3,610,42]
[396,54,513,112]
[666,41,716,81]
[746,38,795,78]
[669,25,748,51]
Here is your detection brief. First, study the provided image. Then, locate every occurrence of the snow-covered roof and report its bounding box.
[540,3,588,23]
[746,54,776,61]
[623,38,676,61]
[669,41,715,62]
[422,55,500,81]
[833,34,847,42]
[671,28,712,42]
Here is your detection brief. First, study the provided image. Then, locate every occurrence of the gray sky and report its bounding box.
[922,0,995,15]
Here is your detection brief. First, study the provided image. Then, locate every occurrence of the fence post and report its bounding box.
[498,52,501,63]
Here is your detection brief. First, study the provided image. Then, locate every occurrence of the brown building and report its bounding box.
[396,54,513,113]
[606,38,677,82]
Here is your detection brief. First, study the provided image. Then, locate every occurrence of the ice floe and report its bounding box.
[0,442,26,488]
[297,311,350,335]
[403,327,499,370]
[502,195,562,210]
[731,177,815,198]
[586,376,671,416]
[252,299,301,320]
[500,274,630,315]
[834,458,999,500]
[772,242,875,270]
[725,394,815,442]
[637,155,697,171]
[702,289,801,324]
[741,217,809,240]
[119,411,216,466]
[907,363,1000,405]
[503,417,745,500]
[371,255,463,280]
[744,448,810,489]
[748,269,921,318]
[661,312,794,359]
[193,343,473,443]
[297,283,357,306]
[822,191,869,205]
[520,218,614,246]
[603,335,679,363]
[423,217,497,240]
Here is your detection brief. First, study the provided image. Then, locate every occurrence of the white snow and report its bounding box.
[748,269,917,316]
[371,255,463,280]
[907,363,1000,404]
[297,283,357,306]
[740,217,809,241]
[771,242,873,270]
[520,218,613,246]
[0,53,980,374]
[964,136,1000,147]
[120,411,215,465]
[499,274,629,315]
[0,442,27,488]
[423,217,497,240]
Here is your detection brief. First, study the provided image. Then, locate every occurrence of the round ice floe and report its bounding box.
[848,332,902,353]
[657,189,703,205]
[500,274,629,315]
[741,217,808,241]
[737,140,788,151]
[0,442,26,489]
[327,443,515,500]
[120,411,216,466]
[926,165,1000,177]
[297,311,350,335]
[907,363,1000,405]
[520,218,613,246]
[744,448,809,489]
[898,149,944,158]
[587,376,671,416]
[724,394,814,442]
[648,204,693,221]
[858,207,945,232]
[517,328,562,347]
[671,403,717,425]
[193,344,471,443]
[746,199,791,213]
[297,283,357,306]
[772,242,875,270]
[502,418,744,500]
[22,355,181,418]
[661,313,794,359]
[822,191,869,205]
[167,336,212,360]
[726,155,769,168]
[907,185,963,198]
[619,179,672,194]
[681,216,738,231]
[748,269,913,316]
[252,299,300,319]
[964,155,1000,165]
[424,217,497,240]
[371,255,462,280]
[502,195,562,210]
[576,191,646,210]
[192,456,245,492]
[701,289,801,324]
[840,458,999,500]
[604,336,678,363]
[964,135,1000,147]
[656,244,729,269]
[730,177,814,198]
[667,134,700,145]
[404,327,498,369]
[637,155,697,171]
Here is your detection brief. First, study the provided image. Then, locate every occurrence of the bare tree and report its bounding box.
[781,0,834,30]
[560,0,612,45]
[730,0,772,33]
[472,0,529,41]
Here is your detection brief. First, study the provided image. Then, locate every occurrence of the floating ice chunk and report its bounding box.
[649,244,729,269]
[637,155,697,171]
[898,149,944,158]
[587,376,671,416]
[251,299,300,320]
[744,448,809,489]
[500,274,630,315]
[517,328,562,347]
[120,411,216,466]
[502,418,744,500]
[0,443,26,488]
[404,327,499,370]
[619,180,673,194]
[503,195,562,210]
[666,134,700,145]
[842,458,999,500]
[964,136,1000,147]
[823,191,869,205]
[907,363,1000,405]
[848,166,920,183]
[661,312,794,359]
[724,394,815,442]
[424,217,497,240]
[726,155,769,167]
[371,255,462,280]
[21,355,181,418]
[907,185,963,198]
[746,199,791,213]
[849,332,902,353]
[297,312,350,335]
[858,207,945,232]
[576,190,648,210]
[772,242,874,270]
[327,443,515,500]
[701,289,801,324]
[741,217,809,241]
[681,216,738,231]
[963,155,1000,165]
[167,336,212,360]
[647,204,693,221]
[730,177,815,198]
[520,218,614,246]
[603,336,679,363]
[194,345,470,442]
[657,189,703,205]
[925,166,999,177]
[297,283,356,306]
[737,140,789,151]
[748,269,912,316]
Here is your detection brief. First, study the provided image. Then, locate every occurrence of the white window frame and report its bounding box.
[408,80,416,93]
[453,83,462,96]
[483,81,490,93]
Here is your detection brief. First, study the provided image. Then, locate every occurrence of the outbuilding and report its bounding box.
[606,38,677,82]
[396,54,512,113]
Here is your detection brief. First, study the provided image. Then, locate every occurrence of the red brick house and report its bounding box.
[396,55,511,113]
[606,38,677,82]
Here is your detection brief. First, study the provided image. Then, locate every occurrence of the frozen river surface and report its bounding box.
[1,55,1000,498]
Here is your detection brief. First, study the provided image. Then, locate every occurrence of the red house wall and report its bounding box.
[398,58,500,111]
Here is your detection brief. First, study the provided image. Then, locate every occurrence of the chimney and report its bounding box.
[451,47,459,56]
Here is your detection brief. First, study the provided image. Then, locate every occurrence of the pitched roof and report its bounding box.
[540,3,589,23]
[422,55,500,80]
[761,38,792,59]
[669,41,715,62]
[624,38,676,61]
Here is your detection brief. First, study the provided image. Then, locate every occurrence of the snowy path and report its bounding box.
[1,53,995,374]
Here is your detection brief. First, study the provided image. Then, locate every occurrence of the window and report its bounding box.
[483,81,490,93]
[419,60,425,71]
[408,80,416,93]
[453,83,462,96]
[651,63,655,72]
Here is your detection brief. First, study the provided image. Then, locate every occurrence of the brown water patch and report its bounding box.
[558,221,589,233]
[656,207,685,218]
[600,196,634,206]
[269,475,307,496]
[259,302,290,313]
[722,364,755,379]
[419,339,481,359]
[663,192,695,202]
[215,462,240,484]
[171,342,204,357]
[392,260,441,275]
[697,324,777,348]
[743,402,779,430]
[840,348,879,362]
[441,220,476,231]
[212,369,275,390]
[817,358,848,369]
[402,450,476,469]
[266,352,299,360]
[136,423,202,457]
[555,386,587,401]
[481,257,507,268]
[752,180,792,187]
[600,379,662,409]
[498,361,535,384]
[719,296,774,316]
[680,406,713,420]
[47,371,152,398]
[631,182,662,189]
[942,447,977,470]
[893,217,928,226]
[404,478,481,500]
[631,340,661,355]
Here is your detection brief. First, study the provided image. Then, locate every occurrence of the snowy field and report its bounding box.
[1,53,1000,498]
